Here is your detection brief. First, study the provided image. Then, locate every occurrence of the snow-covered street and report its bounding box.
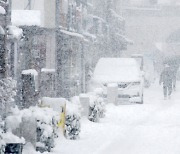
[50,81,180,154]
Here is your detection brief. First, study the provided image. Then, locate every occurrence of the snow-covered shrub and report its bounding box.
[88,96,99,122]
[32,107,59,152]
[0,78,16,118]
[4,106,59,153]
[88,96,106,122]
[64,103,81,140]
[96,97,106,118]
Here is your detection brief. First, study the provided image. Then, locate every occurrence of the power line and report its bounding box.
[25,0,31,10]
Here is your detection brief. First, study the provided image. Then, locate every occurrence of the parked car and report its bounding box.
[88,58,144,104]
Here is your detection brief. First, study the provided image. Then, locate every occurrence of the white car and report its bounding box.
[88,58,144,104]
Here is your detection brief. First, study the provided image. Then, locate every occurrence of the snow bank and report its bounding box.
[12,10,41,26]
[23,142,42,154]
[6,106,59,136]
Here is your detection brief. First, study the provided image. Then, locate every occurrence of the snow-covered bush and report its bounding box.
[64,103,81,140]
[31,107,59,152]
[0,78,16,118]
[88,95,106,122]
[4,106,59,153]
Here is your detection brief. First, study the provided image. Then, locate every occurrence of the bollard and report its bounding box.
[107,83,118,104]
[79,94,90,117]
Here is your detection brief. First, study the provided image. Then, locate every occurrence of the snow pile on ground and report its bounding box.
[23,143,43,154]
[49,81,180,154]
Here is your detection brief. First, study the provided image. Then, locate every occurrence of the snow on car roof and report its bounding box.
[93,58,141,83]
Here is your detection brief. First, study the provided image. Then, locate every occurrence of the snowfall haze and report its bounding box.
[0,0,180,154]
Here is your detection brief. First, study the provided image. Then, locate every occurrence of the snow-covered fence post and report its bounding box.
[21,69,38,108]
[79,94,89,117]
[107,83,118,104]
[40,68,56,97]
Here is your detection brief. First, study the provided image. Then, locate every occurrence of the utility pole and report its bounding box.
[55,0,61,27]
[25,0,31,10]
[55,0,62,97]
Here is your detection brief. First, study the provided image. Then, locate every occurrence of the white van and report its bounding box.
[88,58,144,104]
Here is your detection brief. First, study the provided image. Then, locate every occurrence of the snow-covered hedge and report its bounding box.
[5,106,60,152]
[34,107,59,152]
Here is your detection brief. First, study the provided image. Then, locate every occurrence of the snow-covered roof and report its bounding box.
[93,58,141,83]
[11,10,41,26]
[0,6,5,14]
